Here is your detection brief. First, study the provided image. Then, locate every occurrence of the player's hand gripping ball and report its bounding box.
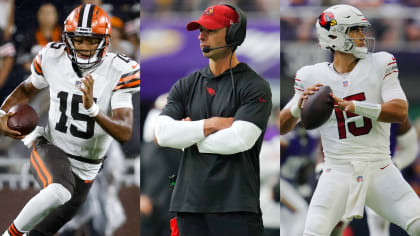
[7,104,39,135]
[300,86,334,130]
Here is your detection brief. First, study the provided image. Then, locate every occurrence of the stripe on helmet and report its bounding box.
[81,4,92,28]
[86,5,96,28]
[77,4,86,27]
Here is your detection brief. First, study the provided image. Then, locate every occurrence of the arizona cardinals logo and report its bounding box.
[319,12,337,31]
[206,86,216,96]
[205,7,213,15]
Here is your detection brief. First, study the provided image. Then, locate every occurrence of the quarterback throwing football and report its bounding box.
[280,4,420,236]
[0,4,139,236]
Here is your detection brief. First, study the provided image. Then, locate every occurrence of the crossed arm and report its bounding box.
[155,115,262,155]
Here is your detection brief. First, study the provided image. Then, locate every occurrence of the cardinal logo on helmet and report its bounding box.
[319,12,337,31]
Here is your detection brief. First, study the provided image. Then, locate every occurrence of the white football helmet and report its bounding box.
[316,4,375,59]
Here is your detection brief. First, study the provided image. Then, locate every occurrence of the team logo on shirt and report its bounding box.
[319,12,337,31]
[206,86,216,96]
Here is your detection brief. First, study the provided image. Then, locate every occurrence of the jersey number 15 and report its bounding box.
[55,91,97,139]
[335,92,372,139]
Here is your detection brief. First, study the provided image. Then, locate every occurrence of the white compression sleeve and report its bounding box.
[14,183,71,232]
[353,101,382,120]
[197,120,262,155]
[393,126,418,170]
[155,115,205,149]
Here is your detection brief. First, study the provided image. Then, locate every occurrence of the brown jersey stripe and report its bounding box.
[113,84,140,92]
[33,59,43,75]
[116,78,140,87]
[120,69,140,80]
[113,80,140,91]
[117,71,140,84]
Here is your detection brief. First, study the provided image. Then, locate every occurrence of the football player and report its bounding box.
[366,119,418,236]
[0,4,139,236]
[280,4,420,236]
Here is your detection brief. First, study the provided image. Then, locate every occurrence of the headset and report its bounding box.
[202,3,247,53]
[201,3,247,109]
[224,3,247,50]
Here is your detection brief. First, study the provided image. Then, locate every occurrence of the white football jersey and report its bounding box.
[288,52,406,161]
[30,42,140,160]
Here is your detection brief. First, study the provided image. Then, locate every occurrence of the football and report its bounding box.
[7,104,39,135]
[300,86,334,130]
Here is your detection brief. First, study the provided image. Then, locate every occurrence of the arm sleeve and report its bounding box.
[30,50,48,89]
[197,120,262,155]
[393,126,418,170]
[381,74,407,102]
[283,66,309,110]
[234,79,272,130]
[111,91,133,109]
[381,53,407,102]
[155,115,205,149]
[160,79,187,120]
[112,68,140,94]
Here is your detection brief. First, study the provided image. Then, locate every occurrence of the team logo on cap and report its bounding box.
[205,7,213,15]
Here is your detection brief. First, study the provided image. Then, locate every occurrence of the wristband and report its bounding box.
[353,101,381,120]
[290,104,301,118]
[87,103,100,117]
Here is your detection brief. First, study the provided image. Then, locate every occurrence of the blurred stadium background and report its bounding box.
[281,0,420,235]
[0,0,140,235]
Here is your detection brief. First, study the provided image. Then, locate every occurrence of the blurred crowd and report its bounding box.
[281,1,420,48]
[140,0,279,16]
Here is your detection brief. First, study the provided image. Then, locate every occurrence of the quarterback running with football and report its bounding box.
[280,4,420,236]
[0,4,139,236]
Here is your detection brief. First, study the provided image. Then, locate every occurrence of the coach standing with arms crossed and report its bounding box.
[154,3,272,236]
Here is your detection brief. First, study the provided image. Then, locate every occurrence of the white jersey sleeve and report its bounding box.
[30,45,51,89]
[110,54,140,109]
[284,66,314,110]
[376,52,407,102]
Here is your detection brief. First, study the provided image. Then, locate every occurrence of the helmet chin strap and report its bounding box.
[353,46,368,58]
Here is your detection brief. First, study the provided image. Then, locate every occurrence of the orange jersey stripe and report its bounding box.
[34,60,43,75]
[113,79,140,91]
[8,225,18,236]
[30,153,47,188]
[8,228,18,236]
[118,71,140,84]
[10,223,23,236]
[33,148,52,186]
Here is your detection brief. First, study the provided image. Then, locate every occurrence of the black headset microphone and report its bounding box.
[202,44,235,53]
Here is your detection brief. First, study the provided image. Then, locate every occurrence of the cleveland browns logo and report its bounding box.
[319,12,337,31]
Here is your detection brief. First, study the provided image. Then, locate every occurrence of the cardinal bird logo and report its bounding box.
[319,12,337,31]
[205,7,214,15]
[206,86,216,96]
